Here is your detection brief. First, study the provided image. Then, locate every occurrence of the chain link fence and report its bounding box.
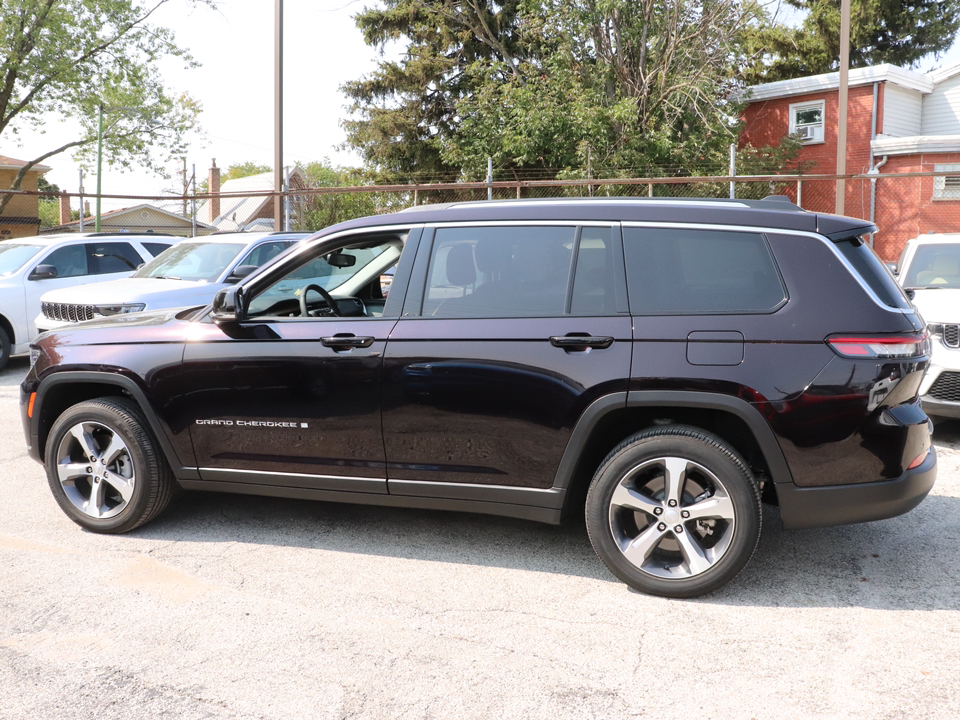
[5,170,960,260]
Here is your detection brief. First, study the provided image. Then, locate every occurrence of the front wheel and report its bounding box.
[0,325,10,372]
[585,426,761,598]
[44,397,178,533]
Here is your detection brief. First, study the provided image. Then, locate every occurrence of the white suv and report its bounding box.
[0,233,174,370]
[896,232,960,420]
[36,231,309,336]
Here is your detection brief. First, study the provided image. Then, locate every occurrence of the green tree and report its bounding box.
[293,160,384,231]
[344,0,793,184]
[341,0,525,182]
[745,0,960,83]
[0,0,208,214]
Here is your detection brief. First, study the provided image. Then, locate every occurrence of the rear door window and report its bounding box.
[424,226,576,318]
[623,227,786,314]
[88,242,143,274]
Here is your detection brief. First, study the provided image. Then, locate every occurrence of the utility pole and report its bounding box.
[274,0,284,228]
[836,0,851,215]
[96,103,103,231]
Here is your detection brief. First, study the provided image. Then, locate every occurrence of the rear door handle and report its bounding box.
[549,335,614,350]
[320,334,375,350]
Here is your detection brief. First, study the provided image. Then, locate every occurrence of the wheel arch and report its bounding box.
[32,371,189,477]
[554,390,793,517]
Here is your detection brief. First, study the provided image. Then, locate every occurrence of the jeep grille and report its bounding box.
[42,302,96,323]
[942,324,960,348]
[928,371,960,402]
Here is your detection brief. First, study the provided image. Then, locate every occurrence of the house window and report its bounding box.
[789,100,825,143]
[934,164,960,200]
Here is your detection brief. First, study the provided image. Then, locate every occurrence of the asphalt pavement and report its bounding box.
[1,354,958,719]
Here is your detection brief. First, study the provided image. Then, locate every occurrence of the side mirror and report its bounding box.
[225,264,258,283]
[885,261,898,276]
[212,285,246,326]
[28,264,58,280]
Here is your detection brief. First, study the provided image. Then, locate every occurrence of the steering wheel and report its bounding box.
[299,283,340,317]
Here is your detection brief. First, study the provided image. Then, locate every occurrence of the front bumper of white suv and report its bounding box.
[919,323,960,419]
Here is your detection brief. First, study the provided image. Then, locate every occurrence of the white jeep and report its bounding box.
[896,232,960,420]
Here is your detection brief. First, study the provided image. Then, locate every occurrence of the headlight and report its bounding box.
[92,303,146,316]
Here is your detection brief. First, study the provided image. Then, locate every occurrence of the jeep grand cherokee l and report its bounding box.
[20,197,936,598]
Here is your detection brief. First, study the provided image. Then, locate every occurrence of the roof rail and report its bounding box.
[758,195,803,211]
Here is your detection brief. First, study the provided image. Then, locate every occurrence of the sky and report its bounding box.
[12,0,393,212]
[8,0,960,214]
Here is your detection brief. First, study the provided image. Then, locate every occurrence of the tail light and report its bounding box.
[827,333,930,359]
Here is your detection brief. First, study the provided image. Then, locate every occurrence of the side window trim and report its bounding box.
[383,226,423,318]
[562,227,583,315]
[401,227,434,318]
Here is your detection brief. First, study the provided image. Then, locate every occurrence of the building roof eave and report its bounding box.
[737,64,934,103]
[871,134,960,156]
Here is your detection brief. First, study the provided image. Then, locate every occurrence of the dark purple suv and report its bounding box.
[21,197,936,597]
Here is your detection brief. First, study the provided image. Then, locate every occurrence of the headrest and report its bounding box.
[445,242,476,287]
[931,255,959,276]
[474,238,512,274]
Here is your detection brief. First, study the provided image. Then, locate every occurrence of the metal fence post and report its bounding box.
[78,170,85,233]
[729,144,736,199]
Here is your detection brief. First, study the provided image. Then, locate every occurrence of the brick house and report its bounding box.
[0,155,51,239]
[740,63,960,260]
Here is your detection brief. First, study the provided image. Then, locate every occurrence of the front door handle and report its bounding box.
[549,335,614,350]
[320,334,375,350]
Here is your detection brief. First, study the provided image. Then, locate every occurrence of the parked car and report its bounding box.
[35,231,310,335]
[894,232,960,421]
[0,232,175,370]
[21,197,935,598]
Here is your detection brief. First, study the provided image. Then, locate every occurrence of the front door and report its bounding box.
[182,231,411,494]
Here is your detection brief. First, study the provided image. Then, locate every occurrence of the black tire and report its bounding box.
[0,325,10,372]
[44,397,178,533]
[585,425,761,598]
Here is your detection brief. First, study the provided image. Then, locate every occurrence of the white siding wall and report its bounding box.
[923,73,960,134]
[882,84,922,136]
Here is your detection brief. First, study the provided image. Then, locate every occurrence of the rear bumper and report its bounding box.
[778,447,936,530]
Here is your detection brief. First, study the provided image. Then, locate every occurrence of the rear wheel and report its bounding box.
[44,397,177,533]
[585,426,761,598]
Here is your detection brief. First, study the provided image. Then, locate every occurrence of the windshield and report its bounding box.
[0,243,42,277]
[902,243,960,289]
[134,242,246,282]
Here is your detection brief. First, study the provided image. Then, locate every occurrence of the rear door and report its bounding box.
[382,223,633,503]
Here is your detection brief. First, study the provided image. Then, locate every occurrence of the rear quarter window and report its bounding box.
[834,237,912,310]
[622,227,786,314]
[143,242,173,257]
